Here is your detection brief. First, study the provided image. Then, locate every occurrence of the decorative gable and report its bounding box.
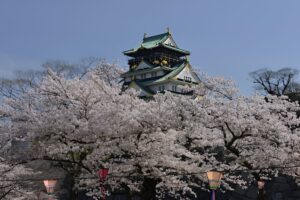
[163,36,177,47]
[175,64,200,83]
[135,60,154,70]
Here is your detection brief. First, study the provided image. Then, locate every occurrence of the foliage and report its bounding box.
[1,62,300,199]
[249,67,299,96]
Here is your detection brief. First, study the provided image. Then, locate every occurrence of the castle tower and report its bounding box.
[121,30,200,97]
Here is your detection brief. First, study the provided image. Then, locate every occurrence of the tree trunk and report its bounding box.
[140,177,159,200]
[63,174,79,200]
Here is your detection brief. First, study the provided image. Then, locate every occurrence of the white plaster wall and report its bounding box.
[157,70,164,76]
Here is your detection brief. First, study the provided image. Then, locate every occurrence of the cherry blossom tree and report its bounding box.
[249,67,299,96]
[0,120,39,199]
[1,65,300,199]
[0,59,122,199]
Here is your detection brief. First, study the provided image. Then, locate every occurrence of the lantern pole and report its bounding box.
[211,190,216,200]
[257,179,267,200]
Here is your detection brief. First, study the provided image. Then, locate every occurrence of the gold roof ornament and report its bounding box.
[153,60,160,64]
[161,60,168,66]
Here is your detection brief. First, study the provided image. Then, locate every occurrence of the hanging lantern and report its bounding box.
[43,179,57,194]
[98,168,109,200]
[206,171,223,190]
[258,180,265,189]
[98,168,109,182]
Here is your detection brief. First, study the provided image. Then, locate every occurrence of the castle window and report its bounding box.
[158,85,165,92]
[184,76,192,82]
[172,85,177,92]
[151,72,157,77]
[141,74,146,79]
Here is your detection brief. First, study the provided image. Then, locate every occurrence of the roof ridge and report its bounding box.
[134,81,154,95]
[143,61,187,86]
[142,32,169,42]
[123,32,190,56]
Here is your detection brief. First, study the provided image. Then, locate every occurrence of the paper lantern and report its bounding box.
[98,168,109,182]
[43,179,57,194]
[206,171,223,190]
[258,180,265,189]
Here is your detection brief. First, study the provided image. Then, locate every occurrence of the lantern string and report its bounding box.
[0,163,300,182]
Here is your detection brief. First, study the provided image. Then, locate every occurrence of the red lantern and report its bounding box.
[98,168,109,200]
[258,180,265,189]
[98,168,109,182]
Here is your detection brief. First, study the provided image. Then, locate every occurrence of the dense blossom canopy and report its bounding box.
[1,62,300,199]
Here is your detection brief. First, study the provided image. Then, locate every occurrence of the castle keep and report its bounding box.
[121,30,200,97]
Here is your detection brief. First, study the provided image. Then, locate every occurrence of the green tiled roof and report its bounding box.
[143,62,186,86]
[127,81,154,96]
[135,81,155,95]
[120,66,161,77]
[141,32,169,48]
[161,44,190,55]
[123,32,190,56]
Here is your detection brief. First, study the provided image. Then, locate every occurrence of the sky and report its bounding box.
[1,0,300,95]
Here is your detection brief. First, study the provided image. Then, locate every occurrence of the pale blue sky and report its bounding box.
[1,0,300,94]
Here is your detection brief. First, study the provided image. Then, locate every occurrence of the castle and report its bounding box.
[121,29,200,97]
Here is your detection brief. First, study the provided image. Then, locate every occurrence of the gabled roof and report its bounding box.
[175,62,201,83]
[120,66,160,77]
[142,32,169,48]
[120,62,173,78]
[127,81,154,96]
[123,32,190,56]
[134,60,154,71]
[143,61,186,86]
[161,44,190,54]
